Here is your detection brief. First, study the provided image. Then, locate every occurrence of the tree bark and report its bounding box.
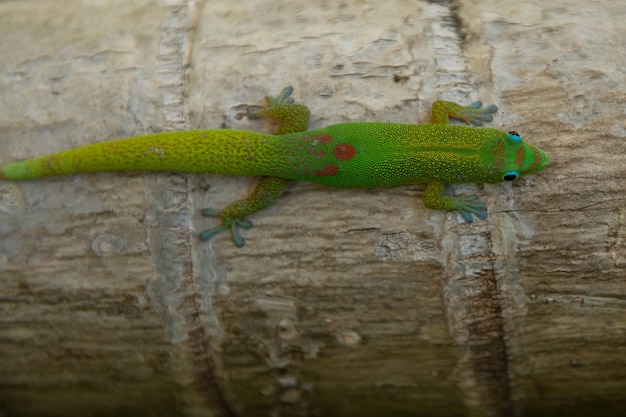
[1,1,625,416]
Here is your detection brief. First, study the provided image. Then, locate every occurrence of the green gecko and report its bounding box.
[0,86,549,247]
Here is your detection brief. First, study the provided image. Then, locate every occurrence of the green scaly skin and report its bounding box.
[0,86,550,247]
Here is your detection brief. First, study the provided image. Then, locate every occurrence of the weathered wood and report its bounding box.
[1,0,625,416]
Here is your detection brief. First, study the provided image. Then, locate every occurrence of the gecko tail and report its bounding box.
[0,161,42,180]
[0,151,76,180]
[0,129,278,180]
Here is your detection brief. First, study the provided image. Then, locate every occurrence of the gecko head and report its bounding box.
[485,130,550,183]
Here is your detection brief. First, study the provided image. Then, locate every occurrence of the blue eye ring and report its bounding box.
[503,171,519,181]
[507,131,522,142]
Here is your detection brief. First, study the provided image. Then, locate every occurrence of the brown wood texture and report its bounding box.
[1,1,625,416]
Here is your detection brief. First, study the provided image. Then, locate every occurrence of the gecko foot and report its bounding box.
[247,86,310,134]
[455,195,488,222]
[249,86,295,119]
[200,208,253,247]
[458,102,498,126]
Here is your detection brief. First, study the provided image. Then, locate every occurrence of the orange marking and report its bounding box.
[333,144,356,161]
[531,147,544,171]
[313,163,338,176]
[515,146,526,168]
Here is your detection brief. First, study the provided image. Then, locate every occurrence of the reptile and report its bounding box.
[0,86,550,247]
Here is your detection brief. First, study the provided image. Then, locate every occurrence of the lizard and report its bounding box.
[0,86,550,247]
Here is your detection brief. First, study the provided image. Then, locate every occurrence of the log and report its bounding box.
[1,1,625,416]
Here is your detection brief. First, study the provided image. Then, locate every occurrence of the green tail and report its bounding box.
[0,130,275,180]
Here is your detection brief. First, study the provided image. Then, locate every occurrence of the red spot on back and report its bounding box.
[333,144,356,161]
[313,133,333,144]
[313,163,338,177]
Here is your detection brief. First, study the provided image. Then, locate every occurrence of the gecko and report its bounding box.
[0,86,550,247]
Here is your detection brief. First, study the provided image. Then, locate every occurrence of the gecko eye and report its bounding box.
[507,131,522,142]
[503,171,519,181]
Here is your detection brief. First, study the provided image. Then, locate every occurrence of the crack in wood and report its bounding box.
[429,2,514,415]
[465,269,513,417]
[149,1,236,416]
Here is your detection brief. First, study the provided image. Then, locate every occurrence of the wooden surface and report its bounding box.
[1,0,625,416]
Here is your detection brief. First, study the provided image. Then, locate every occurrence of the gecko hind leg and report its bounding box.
[199,176,290,247]
[249,86,311,134]
[199,87,310,247]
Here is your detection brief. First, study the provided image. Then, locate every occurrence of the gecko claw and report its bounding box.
[455,195,488,222]
[230,225,246,248]
[461,102,498,126]
[200,208,253,247]
[249,86,295,119]
[275,86,295,104]
[199,225,228,242]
